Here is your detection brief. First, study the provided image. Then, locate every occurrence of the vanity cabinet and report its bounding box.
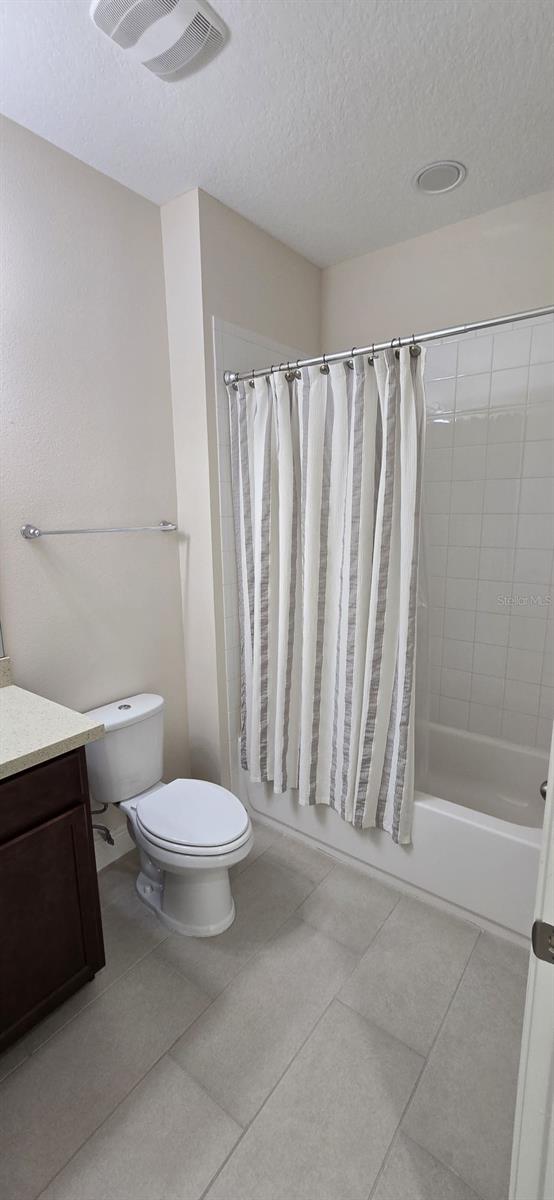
[0,747,104,1051]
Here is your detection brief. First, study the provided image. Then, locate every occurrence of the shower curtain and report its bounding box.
[227,347,426,844]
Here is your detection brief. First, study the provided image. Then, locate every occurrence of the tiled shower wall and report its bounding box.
[423,315,553,749]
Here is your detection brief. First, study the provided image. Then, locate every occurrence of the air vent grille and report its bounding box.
[143,10,222,77]
[114,0,179,49]
[90,0,227,80]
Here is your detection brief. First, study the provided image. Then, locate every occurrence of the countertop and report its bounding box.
[0,684,104,780]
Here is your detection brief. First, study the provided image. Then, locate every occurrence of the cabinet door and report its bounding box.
[0,803,104,1047]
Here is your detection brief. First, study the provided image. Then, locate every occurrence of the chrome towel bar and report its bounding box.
[20,520,177,540]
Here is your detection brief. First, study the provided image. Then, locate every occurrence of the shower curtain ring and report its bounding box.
[295,358,301,379]
[347,347,356,369]
[249,370,255,388]
[320,353,330,374]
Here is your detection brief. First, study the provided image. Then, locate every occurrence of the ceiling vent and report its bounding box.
[90,0,227,81]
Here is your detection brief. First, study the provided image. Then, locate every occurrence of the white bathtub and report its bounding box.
[237,724,548,941]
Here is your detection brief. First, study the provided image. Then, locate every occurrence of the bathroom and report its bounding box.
[0,1,552,1197]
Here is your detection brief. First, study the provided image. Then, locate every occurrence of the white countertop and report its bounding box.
[0,685,104,780]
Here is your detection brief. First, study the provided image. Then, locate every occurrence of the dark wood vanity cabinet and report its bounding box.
[0,747,105,1051]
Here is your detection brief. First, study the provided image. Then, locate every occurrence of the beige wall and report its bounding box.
[0,117,189,782]
[162,188,321,782]
[322,191,554,347]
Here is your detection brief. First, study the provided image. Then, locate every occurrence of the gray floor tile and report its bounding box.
[0,954,210,1200]
[403,932,528,1200]
[298,863,400,952]
[171,917,356,1126]
[0,1037,30,1084]
[372,1132,481,1200]
[261,832,335,884]
[153,852,311,997]
[340,898,479,1054]
[206,1001,423,1200]
[230,818,281,877]
[39,1056,241,1200]
[25,891,169,1052]
[97,849,139,908]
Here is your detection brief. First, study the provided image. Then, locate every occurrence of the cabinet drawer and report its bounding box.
[0,750,86,843]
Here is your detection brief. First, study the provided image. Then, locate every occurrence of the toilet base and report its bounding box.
[135,866,237,938]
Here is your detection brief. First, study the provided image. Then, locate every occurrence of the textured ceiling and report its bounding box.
[0,0,553,267]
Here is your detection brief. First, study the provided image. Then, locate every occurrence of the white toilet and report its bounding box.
[85,694,253,936]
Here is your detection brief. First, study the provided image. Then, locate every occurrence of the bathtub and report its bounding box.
[236,724,548,941]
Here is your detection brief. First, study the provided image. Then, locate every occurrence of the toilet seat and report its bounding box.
[135,778,250,857]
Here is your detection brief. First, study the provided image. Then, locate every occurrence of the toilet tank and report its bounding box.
[84,694,164,805]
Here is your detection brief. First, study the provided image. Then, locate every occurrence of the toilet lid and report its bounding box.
[135,778,249,849]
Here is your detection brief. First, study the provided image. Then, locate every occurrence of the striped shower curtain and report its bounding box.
[227,347,426,844]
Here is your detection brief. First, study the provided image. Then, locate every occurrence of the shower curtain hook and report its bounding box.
[295,358,301,379]
[249,369,255,388]
[320,353,330,375]
[347,347,356,369]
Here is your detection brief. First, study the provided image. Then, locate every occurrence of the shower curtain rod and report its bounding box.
[223,305,554,385]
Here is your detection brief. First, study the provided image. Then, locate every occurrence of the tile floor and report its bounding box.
[0,821,528,1200]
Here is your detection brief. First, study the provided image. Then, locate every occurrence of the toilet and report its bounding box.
[84,694,253,936]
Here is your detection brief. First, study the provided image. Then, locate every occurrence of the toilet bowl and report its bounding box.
[121,779,253,935]
[85,694,253,937]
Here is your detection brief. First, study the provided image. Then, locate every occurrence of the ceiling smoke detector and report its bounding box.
[89,0,227,81]
[413,161,467,194]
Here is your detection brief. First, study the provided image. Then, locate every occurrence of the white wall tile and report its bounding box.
[428,576,446,606]
[536,717,554,750]
[449,515,482,546]
[539,686,554,718]
[455,373,490,412]
[423,481,451,514]
[457,335,492,376]
[425,342,458,380]
[485,442,523,479]
[426,515,449,545]
[426,378,456,415]
[469,703,502,738]
[519,478,554,515]
[509,617,547,652]
[446,546,479,578]
[442,638,470,670]
[453,411,488,445]
[444,607,475,641]
[483,478,520,513]
[528,362,554,405]
[452,444,485,480]
[478,546,514,581]
[441,667,471,701]
[506,647,544,684]
[470,673,504,707]
[487,407,525,443]
[504,679,539,715]
[481,514,517,547]
[439,696,469,730]
[501,711,537,746]
[475,612,509,646]
[513,548,552,585]
[445,577,477,610]
[426,545,448,576]
[490,366,528,407]
[492,327,531,371]
[531,323,554,365]
[526,402,554,441]
[424,448,453,482]
[517,514,554,549]
[522,440,553,477]
[472,641,507,677]
[426,415,454,448]
[450,480,484,514]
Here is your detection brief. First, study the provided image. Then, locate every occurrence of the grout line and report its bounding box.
[195,890,404,1200]
[366,928,485,1200]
